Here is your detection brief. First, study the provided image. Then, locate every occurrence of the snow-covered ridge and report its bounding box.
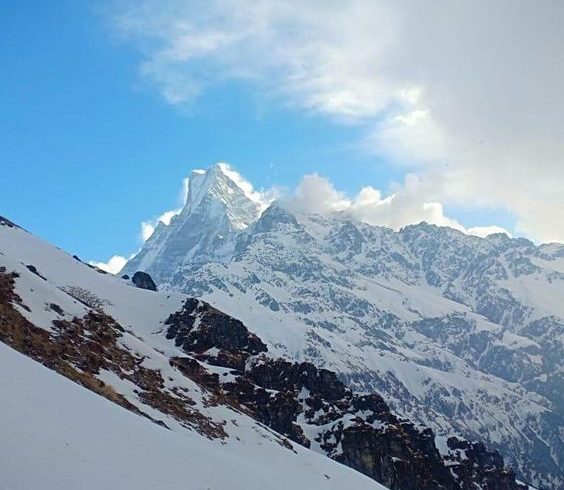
[121,166,563,489]
[0,343,385,490]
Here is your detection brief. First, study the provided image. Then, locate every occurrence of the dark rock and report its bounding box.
[165,298,267,370]
[0,215,19,228]
[338,423,452,490]
[25,264,46,280]
[49,303,64,315]
[170,357,220,389]
[132,271,157,291]
[246,357,347,401]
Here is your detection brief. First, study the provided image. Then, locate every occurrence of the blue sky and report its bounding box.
[0,1,400,261]
[2,1,561,267]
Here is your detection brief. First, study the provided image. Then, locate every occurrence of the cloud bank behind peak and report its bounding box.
[110,0,564,243]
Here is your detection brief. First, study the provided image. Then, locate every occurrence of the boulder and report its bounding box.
[132,271,157,291]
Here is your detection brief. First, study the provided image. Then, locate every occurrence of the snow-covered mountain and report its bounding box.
[0,215,386,490]
[127,163,267,277]
[122,164,563,489]
[0,214,532,490]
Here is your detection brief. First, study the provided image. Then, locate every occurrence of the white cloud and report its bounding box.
[141,221,156,241]
[89,255,130,274]
[290,173,449,228]
[110,1,564,242]
[139,175,191,241]
[141,209,180,241]
[467,226,511,239]
[141,208,180,241]
[111,0,400,117]
[289,174,350,215]
[288,172,512,238]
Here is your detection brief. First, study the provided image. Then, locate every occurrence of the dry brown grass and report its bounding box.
[0,268,225,438]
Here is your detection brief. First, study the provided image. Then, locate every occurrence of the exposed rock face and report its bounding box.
[444,438,522,489]
[0,215,20,228]
[246,357,346,401]
[131,271,157,291]
[165,298,528,490]
[337,421,452,490]
[165,298,267,370]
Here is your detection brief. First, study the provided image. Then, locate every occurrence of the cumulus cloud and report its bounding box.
[139,176,190,241]
[89,255,130,274]
[288,173,510,237]
[110,0,563,242]
[467,226,512,239]
[290,174,350,215]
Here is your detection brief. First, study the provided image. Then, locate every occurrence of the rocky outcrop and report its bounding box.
[247,357,346,399]
[164,298,528,490]
[132,271,157,291]
[0,215,20,228]
[444,438,524,489]
[165,298,267,370]
[337,421,452,490]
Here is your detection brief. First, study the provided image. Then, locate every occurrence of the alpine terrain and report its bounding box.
[0,210,535,489]
[122,164,564,489]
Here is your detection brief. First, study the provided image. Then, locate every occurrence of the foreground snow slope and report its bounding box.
[0,343,384,490]
[0,218,186,344]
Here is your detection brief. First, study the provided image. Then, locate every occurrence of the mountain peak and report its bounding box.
[252,201,300,233]
[181,163,266,230]
[121,164,268,278]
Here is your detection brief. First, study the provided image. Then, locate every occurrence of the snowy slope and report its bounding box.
[0,343,384,490]
[121,166,563,489]
[0,218,185,344]
[0,217,390,490]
